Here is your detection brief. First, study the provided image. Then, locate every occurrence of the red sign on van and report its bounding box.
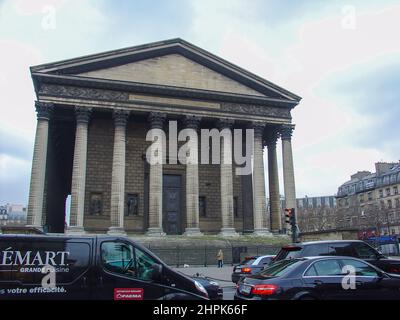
[114,288,144,300]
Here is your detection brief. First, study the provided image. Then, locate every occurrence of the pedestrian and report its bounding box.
[217,249,224,268]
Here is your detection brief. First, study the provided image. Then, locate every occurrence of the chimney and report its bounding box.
[375,162,397,176]
[350,171,371,180]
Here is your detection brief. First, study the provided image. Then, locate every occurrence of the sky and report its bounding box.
[0,0,400,205]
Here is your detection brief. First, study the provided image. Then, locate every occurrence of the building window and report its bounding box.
[126,194,139,216]
[359,194,364,203]
[388,200,393,209]
[233,196,239,217]
[89,193,103,215]
[345,198,349,206]
[199,196,206,217]
[394,186,398,195]
[379,190,383,198]
[367,192,372,201]
[386,188,391,197]
[396,198,400,208]
[380,200,385,209]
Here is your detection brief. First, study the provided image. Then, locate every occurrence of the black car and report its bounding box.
[231,255,275,283]
[274,240,400,274]
[192,274,223,300]
[0,234,209,300]
[235,256,400,300]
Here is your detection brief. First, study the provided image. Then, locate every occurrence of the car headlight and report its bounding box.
[194,280,208,297]
[209,280,219,286]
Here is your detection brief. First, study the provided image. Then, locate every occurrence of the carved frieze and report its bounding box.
[38,84,292,120]
[39,84,129,101]
[221,103,291,118]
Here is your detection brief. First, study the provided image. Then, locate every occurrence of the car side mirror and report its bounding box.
[151,263,163,281]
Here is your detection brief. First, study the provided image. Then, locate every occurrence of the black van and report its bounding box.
[0,234,209,300]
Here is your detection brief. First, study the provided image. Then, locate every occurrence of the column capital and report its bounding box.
[113,109,130,127]
[217,118,234,130]
[75,106,92,124]
[279,124,295,140]
[251,122,266,136]
[184,115,202,130]
[265,127,280,148]
[35,101,54,120]
[148,112,166,129]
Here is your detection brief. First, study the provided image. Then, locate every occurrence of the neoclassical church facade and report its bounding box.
[26,39,301,236]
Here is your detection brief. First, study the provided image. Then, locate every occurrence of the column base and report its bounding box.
[218,228,239,237]
[183,228,203,237]
[252,228,273,237]
[66,226,86,235]
[146,228,166,237]
[107,227,127,236]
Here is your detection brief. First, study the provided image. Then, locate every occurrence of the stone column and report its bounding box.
[252,122,272,236]
[218,119,238,237]
[68,107,92,234]
[26,101,53,229]
[146,112,166,236]
[108,110,130,236]
[266,128,282,233]
[280,124,297,231]
[183,115,202,236]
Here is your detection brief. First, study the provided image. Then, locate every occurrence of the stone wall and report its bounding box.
[299,229,359,242]
[83,116,244,234]
[84,117,114,231]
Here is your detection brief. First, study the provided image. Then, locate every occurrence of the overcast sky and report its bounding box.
[1,0,399,205]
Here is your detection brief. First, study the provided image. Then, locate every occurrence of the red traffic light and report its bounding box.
[284,208,292,223]
[284,208,296,225]
[284,208,293,216]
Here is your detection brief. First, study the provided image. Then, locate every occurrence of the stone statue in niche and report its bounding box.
[90,193,102,215]
[126,194,139,216]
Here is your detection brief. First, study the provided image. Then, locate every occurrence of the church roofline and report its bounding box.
[30,38,302,103]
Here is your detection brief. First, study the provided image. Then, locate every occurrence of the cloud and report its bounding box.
[0,127,33,160]
[0,154,31,204]
[95,0,194,48]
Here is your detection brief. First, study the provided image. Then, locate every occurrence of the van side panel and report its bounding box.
[0,236,93,300]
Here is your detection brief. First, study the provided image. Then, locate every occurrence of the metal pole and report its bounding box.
[176,245,179,268]
[204,246,207,267]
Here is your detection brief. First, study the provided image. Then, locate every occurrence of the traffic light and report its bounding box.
[284,208,297,243]
[290,208,296,226]
[284,208,291,224]
[284,208,295,226]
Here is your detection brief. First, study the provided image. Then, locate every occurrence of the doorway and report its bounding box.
[163,175,182,235]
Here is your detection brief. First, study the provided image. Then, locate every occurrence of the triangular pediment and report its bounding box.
[31,38,301,102]
[77,54,265,97]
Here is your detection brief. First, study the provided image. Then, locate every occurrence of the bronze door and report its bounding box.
[163,175,182,235]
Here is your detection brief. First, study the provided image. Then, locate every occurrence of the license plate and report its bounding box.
[235,269,241,273]
[240,285,252,295]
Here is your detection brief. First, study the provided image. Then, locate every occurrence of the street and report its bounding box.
[176,266,236,300]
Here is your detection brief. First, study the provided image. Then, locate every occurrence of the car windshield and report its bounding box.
[259,259,303,277]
